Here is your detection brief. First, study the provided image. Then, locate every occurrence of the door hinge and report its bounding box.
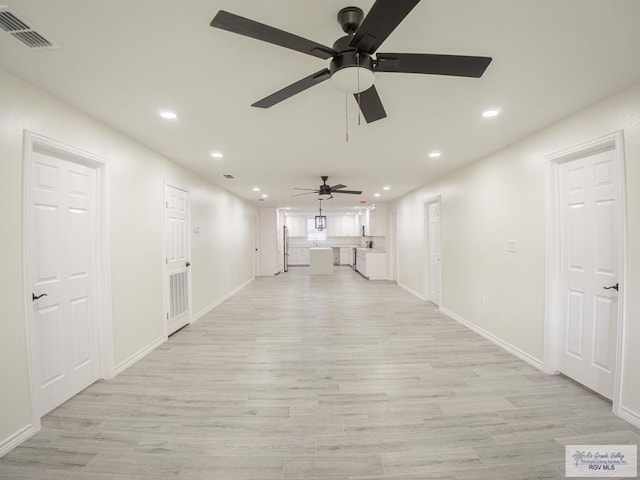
[166,313,169,320]
[165,257,168,264]
[165,201,168,208]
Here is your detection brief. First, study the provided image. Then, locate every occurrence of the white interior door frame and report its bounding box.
[424,196,442,304]
[22,131,114,432]
[544,130,627,414]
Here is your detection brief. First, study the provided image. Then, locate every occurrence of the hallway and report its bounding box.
[1,267,638,479]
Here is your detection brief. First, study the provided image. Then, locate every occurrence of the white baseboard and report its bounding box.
[398,282,426,300]
[192,277,254,323]
[618,405,640,429]
[0,424,36,458]
[440,306,544,371]
[114,335,167,376]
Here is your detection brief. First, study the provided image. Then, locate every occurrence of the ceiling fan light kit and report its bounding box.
[330,54,375,94]
[210,0,492,124]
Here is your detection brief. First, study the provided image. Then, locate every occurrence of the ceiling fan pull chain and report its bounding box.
[345,93,349,142]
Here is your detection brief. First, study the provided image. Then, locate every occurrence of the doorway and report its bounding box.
[389,211,398,282]
[165,184,191,335]
[253,214,258,276]
[424,197,441,305]
[545,132,626,405]
[24,132,113,421]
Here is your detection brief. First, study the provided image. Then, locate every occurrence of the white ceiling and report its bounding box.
[2,0,640,213]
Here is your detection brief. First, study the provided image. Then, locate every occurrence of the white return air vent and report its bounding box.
[0,6,59,49]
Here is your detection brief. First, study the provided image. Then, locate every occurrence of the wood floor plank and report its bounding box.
[1,266,638,479]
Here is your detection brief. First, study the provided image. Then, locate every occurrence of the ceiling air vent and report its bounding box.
[0,6,59,49]
[222,174,235,179]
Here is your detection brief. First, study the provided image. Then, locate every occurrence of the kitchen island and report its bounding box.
[309,247,333,275]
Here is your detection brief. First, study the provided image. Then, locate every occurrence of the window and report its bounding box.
[307,218,327,241]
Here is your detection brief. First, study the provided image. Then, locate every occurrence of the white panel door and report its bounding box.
[30,151,100,416]
[428,202,441,305]
[165,185,191,335]
[558,149,619,398]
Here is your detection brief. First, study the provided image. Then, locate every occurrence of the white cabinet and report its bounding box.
[356,249,367,274]
[340,247,352,266]
[327,216,342,237]
[356,248,386,279]
[327,215,359,237]
[357,212,365,236]
[342,215,358,236]
[365,204,386,237]
[286,216,308,237]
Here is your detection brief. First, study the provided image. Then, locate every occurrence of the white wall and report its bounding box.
[390,81,640,424]
[258,208,279,276]
[0,67,257,447]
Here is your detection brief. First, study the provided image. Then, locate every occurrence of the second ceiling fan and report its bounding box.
[292,176,362,198]
[210,0,492,123]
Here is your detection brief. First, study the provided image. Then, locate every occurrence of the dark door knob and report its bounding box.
[186,262,191,267]
[32,293,48,301]
[604,283,619,291]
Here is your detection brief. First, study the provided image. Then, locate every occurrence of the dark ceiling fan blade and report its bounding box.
[354,85,387,123]
[252,69,331,108]
[293,188,321,191]
[349,0,420,54]
[333,189,362,195]
[376,53,492,78]
[291,191,319,197]
[329,184,347,191]
[211,11,337,60]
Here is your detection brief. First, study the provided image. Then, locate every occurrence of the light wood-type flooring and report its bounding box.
[1,267,639,479]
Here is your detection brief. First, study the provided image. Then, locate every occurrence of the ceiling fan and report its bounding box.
[292,176,362,198]
[210,1,492,123]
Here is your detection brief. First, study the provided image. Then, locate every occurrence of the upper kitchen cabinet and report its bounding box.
[365,204,387,237]
[286,215,307,237]
[327,216,342,237]
[330,215,359,237]
[287,213,361,238]
[326,215,359,237]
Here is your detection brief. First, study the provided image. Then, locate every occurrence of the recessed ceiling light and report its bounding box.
[482,109,500,118]
[374,193,381,197]
[429,151,441,158]
[383,186,390,191]
[252,187,260,192]
[159,111,177,119]
[261,194,268,198]
[211,152,223,158]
